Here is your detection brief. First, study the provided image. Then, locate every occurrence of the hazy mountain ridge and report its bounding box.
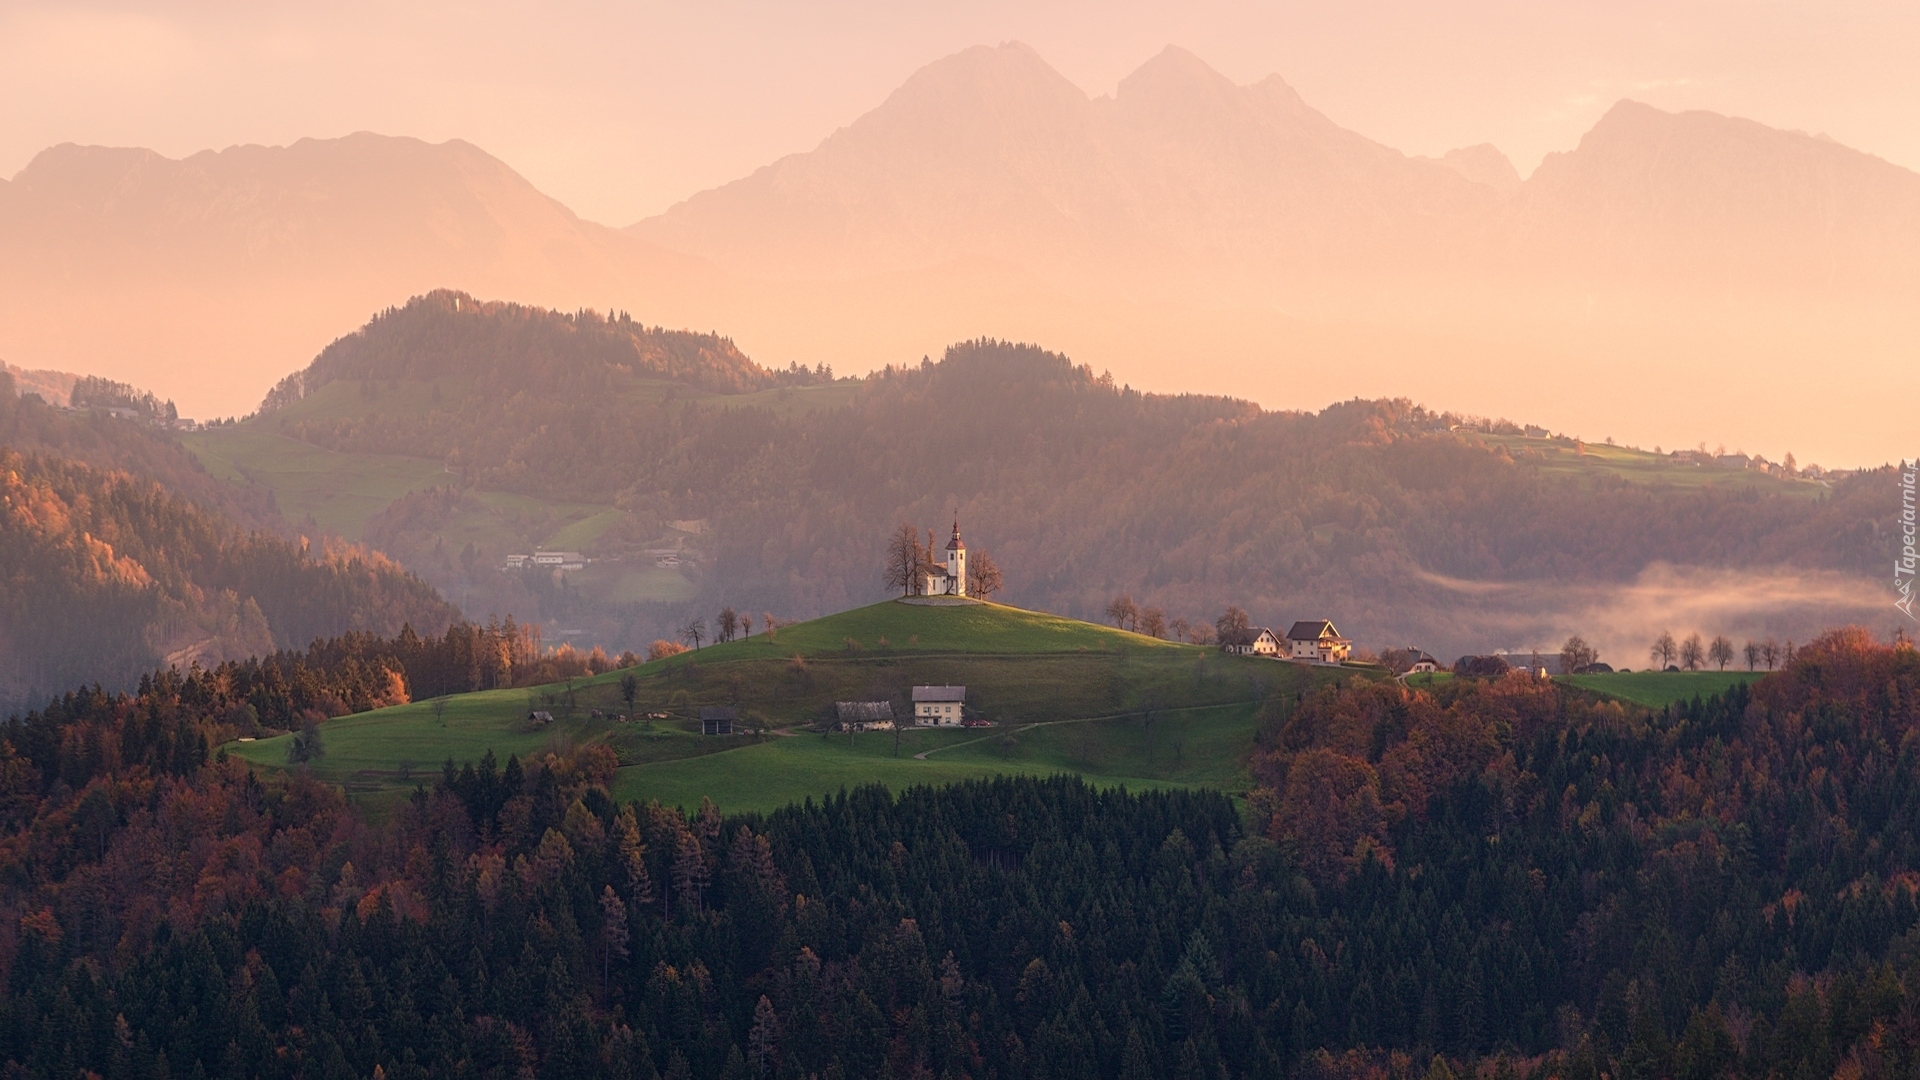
[635,43,1920,305]
[206,298,1886,662]
[3,43,1916,463]
[633,43,1505,285]
[1515,100,1920,294]
[261,290,810,412]
[0,133,703,420]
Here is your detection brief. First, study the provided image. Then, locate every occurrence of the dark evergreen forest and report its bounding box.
[2,627,1918,1078]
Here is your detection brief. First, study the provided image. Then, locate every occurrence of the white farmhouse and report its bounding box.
[1226,628,1284,657]
[913,685,967,725]
[1286,620,1353,663]
[922,520,969,597]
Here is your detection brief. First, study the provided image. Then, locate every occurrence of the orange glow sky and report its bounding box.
[5,0,1917,226]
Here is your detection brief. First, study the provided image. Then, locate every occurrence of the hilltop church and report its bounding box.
[923,520,969,597]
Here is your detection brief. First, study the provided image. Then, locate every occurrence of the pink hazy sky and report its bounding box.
[4,0,1917,225]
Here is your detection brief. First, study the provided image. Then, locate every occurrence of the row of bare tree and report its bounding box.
[1649,630,1795,672]
[1104,594,1260,646]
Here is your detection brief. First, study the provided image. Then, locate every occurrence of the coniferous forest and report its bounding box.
[1,627,1918,1078]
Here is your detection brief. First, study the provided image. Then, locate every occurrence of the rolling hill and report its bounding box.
[185,293,1886,668]
[227,598,1353,812]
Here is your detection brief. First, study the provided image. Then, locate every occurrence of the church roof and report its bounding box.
[945,518,965,551]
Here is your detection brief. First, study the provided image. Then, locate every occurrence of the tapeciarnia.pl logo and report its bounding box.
[1899,460,1918,620]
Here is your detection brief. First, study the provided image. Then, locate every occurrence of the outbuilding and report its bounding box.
[836,701,897,731]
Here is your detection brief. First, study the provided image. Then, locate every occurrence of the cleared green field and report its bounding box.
[182,428,447,537]
[569,562,701,604]
[1560,669,1761,707]
[1478,434,1825,498]
[229,601,1348,811]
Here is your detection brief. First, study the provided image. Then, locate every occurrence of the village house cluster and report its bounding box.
[1225,620,1355,664]
[501,550,587,571]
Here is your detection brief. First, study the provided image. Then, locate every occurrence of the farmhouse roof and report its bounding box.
[913,685,967,703]
[836,701,895,722]
[699,706,739,721]
[1286,620,1345,642]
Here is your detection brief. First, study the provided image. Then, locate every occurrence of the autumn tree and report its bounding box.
[1680,633,1705,671]
[1168,616,1191,643]
[1762,638,1779,670]
[967,550,1004,600]
[1139,607,1167,639]
[680,618,707,651]
[1651,631,1678,670]
[1743,640,1761,671]
[718,607,738,643]
[1559,635,1597,674]
[620,673,638,715]
[1216,607,1253,648]
[1106,594,1139,631]
[1708,635,1734,671]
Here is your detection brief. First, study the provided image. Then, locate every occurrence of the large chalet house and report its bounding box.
[1285,621,1352,663]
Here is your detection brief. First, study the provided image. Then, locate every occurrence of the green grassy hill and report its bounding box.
[1559,669,1760,707]
[227,599,1357,812]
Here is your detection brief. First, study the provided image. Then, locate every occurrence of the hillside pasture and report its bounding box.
[1560,669,1761,707]
[228,600,1351,811]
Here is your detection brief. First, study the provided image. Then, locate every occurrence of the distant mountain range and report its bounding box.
[2,43,1914,460]
[634,43,1920,305]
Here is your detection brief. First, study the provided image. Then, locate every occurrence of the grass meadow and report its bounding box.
[228,600,1351,813]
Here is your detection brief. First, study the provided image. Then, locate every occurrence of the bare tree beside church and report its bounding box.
[967,550,1004,600]
[884,522,921,596]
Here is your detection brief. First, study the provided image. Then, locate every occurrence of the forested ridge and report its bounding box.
[1,626,1919,1077]
[240,294,1885,656]
[0,371,274,530]
[0,444,455,710]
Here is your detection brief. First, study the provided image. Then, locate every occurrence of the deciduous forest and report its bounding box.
[0,436,454,710]
[1,625,1917,1078]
